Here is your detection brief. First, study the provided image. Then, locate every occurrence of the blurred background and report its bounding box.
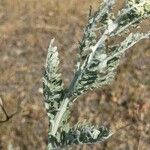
[0,0,150,149]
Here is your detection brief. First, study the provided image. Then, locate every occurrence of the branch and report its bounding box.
[0,96,21,123]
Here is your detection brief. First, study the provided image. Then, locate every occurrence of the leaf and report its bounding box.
[113,0,150,36]
[93,32,150,88]
[79,0,116,61]
[49,123,112,148]
[71,32,150,98]
[43,39,65,127]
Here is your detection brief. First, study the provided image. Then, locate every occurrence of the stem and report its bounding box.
[50,98,69,136]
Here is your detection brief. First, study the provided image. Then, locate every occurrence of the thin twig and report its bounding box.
[0,96,21,123]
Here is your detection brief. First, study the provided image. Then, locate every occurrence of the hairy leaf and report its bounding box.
[43,39,68,130]
[48,123,111,149]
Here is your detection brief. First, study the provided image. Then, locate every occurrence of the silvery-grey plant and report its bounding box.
[43,0,150,149]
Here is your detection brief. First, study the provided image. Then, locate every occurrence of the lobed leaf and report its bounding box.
[48,123,111,149]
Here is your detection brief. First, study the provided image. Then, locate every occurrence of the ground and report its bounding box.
[0,0,150,150]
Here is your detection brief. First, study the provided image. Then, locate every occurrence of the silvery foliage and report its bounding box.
[43,0,150,149]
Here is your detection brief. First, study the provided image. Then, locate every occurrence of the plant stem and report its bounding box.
[50,97,70,136]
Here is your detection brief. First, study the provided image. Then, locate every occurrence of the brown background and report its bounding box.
[0,0,150,149]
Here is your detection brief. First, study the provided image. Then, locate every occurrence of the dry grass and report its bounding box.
[0,0,150,149]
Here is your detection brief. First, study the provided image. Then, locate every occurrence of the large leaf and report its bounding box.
[43,39,66,129]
